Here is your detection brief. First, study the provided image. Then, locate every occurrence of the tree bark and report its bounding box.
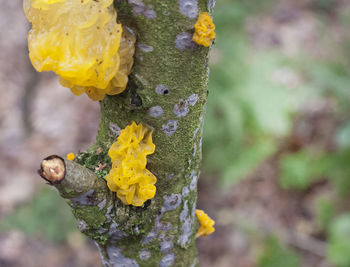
[39,0,214,266]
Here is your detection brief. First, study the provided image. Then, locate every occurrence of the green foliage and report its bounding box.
[204,0,350,265]
[336,120,350,149]
[279,150,329,190]
[316,198,335,231]
[0,187,77,243]
[327,214,350,267]
[327,148,350,196]
[301,60,350,112]
[204,0,297,186]
[220,139,276,186]
[311,0,336,11]
[328,121,350,196]
[214,0,275,29]
[258,236,300,267]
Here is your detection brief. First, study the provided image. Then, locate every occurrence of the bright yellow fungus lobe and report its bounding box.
[195,209,215,238]
[66,153,75,161]
[193,12,215,47]
[105,122,157,206]
[32,0,64,7]
[24,0,135,101]
[61,27,136,101]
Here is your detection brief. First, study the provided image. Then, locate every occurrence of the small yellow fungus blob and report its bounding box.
[192,12,215,47]
[66,153,75,161]
[24,0,135,101]
[195,209,215,238]
[105,122,157,206]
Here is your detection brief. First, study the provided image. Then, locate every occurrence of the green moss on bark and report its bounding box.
[96,0,211,265]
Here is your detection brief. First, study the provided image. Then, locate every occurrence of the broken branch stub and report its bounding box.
[38,155,110,200]
[38,155,66,184]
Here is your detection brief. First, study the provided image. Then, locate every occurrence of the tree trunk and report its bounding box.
[39,0,214,266]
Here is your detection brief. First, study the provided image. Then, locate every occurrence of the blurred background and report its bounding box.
[1,0,350,266]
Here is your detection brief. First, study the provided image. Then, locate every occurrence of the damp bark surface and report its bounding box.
[39,0,214,266]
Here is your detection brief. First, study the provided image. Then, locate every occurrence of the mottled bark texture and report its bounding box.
[40,0,214,266]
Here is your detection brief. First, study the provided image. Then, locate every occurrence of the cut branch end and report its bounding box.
[38,155,66,184]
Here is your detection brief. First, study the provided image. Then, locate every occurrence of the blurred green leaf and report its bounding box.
[279,150,329,190]
[258,236,300,267]
[240,54,295,136]
[213,0,276,30]
[0,187,77,243]
[312,0,336,10]
[328,148,350,196]
[221,139,276,186]
[336,120,350,149]
[327,214,350,267]
[316,198,335,231]
[300,59,350,112]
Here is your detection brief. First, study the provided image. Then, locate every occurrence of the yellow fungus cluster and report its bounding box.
[195,209,215,238]
[66,153,75,161]
[105,122,157,206]
[193,12,215,47]
[24,0,135,101]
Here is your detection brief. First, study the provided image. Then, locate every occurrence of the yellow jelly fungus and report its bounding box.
[60,27,136,101]
[24,0,135,101]
[192,12,215,47]
[32,0,64,8]
[105,122,157,206]
[195,209,215,238]
[66,153,75,161]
